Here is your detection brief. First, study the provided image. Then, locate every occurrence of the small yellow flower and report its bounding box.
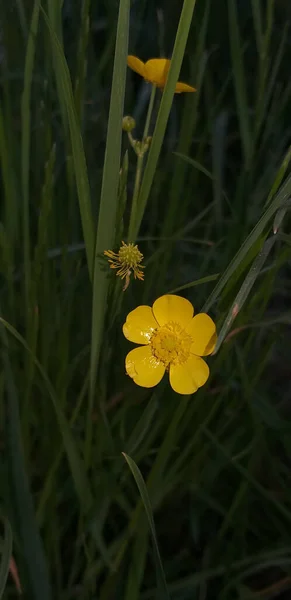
[104,241,144,290]
[127,55,196,94]
[123,294,216,395]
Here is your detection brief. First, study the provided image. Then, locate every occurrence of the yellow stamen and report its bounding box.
[150,321,192,368]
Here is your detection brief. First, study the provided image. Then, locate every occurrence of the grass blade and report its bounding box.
[203,172,291,312]
[0,317,93,516]
[122,453,170,600]
[0,517,13,599]
[42,7,95,277]
[132,0,198,239]
[0,316,52,600]
[168,273,219,294]
[228,0,252,167]
[214,236,276,353]
[21,0,40,317]
[89,0,130,408]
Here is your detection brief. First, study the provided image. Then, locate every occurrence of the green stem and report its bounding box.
[143,84,156,141]
[128,85,156,241]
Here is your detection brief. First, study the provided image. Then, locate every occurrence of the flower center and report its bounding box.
[150,322,192,367]
[118,242,143,267]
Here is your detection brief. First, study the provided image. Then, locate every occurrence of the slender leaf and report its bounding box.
[0,316,52,600]
[228,0,252,166]
[42,7,95,277]
[203,172,291,312]
[122,453,170,600]
[133,0,198,239]
[0,517,13,599]
[21,0,40,315]
[89,0,130,407]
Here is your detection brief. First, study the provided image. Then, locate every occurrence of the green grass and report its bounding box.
[0,0,291,598]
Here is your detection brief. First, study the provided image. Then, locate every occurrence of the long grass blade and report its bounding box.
[0,316,93,516]
[89,0,130,409]
[132,0,198,239]
[0,315,52,600]
[42,7,95,277]
[0,517,13,599]
[122,453,170,600]
[214,236,276,353]
[228,0,252,167]
[203,172,291,312]
[21,0,40,318]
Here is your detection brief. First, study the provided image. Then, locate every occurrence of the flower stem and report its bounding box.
[128,84,156,241]
[143,83,156,141]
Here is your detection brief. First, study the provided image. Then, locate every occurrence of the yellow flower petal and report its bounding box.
[127,55,146,78]
[175,81,196,93]
[125,346,165,388]
[169,355,209,395]
[186,314,217,356]
[123,306,158,344]
[152,294,194,328]
[144,59,170,87]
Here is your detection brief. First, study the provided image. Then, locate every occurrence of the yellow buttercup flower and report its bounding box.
[123,294,216,395]
[104,241,144,290]
[127,56,196,94]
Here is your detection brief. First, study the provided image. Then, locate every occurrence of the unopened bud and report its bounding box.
[143,136,152,152]
[122,115,136,132]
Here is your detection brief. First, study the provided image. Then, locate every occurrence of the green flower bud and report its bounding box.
[122,116,136,132]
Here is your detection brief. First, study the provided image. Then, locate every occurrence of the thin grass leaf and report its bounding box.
[0,100,18,247]
[214,236,276,353]
[132,0,198,239]
[212,111,228,229]
[173,152,230,204]
[74,0,91,123]
[0,317,52,600]
[203,427,291,525]
[122,453,170,600]
[143,550,291,598]
[251,0,263,53]
[174,152,213,179]
[203,172,291,312]
[254,21,288,141]
[21,0,40,316]
[0,517,12,599]
[265,146,291,207]
[115,150,129,244]
[0,317,93,516]
[228,0,252,167]
[162,4,210,238]
[168,273,219,294]
[42,7,94,277]
[89,0,130,412]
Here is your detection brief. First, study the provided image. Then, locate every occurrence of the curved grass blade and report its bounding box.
[0,517,13,599]
[213,236,276,354]
[41,7,94,277]
[174,152,215,180]
[203,172,291,312]
[0,317,93,516]
[122,453,170,600]
[168,273,219,294]
[172,152,230,205]
[0,318,52,600]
